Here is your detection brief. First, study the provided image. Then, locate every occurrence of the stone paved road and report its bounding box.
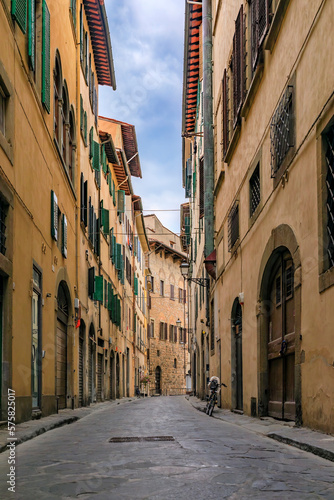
[0,396,333,499]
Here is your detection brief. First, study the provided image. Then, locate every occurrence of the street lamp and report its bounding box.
[180,260,210,287]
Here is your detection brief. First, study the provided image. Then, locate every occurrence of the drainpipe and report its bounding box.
[203,0,214,259]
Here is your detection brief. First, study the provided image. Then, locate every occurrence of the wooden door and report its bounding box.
[97,353,103,401]
[268,251,295,420]
[56,320,67,409]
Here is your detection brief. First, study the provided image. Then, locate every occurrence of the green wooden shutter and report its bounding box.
[12,0,27,33]
[109,227,114,260]
[84,111,87,145]
[62,214,67,258]
[107,283,112,312]
[112,181,116,206]
[88,266,95,299]
[70,0,76,29]
[89,127,93,159]
[93,275,103,302]
[80,95,83,132]
[134,276,138,296]
[116,243,122,271]
[80,5,83,63]
[117,190,125,215]
[102,146,108,174]
[51,190,58,241]
[100,202,109,235]
[111,291,116,323]
[42,0,50,113]
[93,140,100,171]
[28,0,35,70]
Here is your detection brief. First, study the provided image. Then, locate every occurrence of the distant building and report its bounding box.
[144,215,190,396]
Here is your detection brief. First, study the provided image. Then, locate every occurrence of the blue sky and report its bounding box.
[100,1,186,235]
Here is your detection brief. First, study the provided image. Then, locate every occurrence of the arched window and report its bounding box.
[62,84,69,162]
[54,53,62,145]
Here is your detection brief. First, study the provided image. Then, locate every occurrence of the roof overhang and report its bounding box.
[99,131,118,164]
[149,239,185,262]
[120,122,142,178]
[182,0,202,137]
[83,0,116,88]
[113,149,133,196]
[132,195,149,253]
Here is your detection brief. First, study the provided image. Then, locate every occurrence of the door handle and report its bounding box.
[279,340,287,356]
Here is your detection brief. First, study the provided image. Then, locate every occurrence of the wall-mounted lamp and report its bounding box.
[180,260,210,287]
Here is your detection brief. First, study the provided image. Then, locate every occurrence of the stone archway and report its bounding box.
[56,281,71,410]
[257,224,302,425]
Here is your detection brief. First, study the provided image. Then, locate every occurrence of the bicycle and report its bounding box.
[205,379,227,417]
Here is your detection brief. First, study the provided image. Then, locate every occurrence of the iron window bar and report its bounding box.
[250,164,260,216]
[0,200,7,256]
[270,85,294,177]
[325,126,334,268]
[228,201,239,251]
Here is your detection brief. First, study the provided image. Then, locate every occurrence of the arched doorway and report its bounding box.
[78,321,85,407]
[88,324,96,404]
[56,282,69,410]
[257,225,302,425]
[116,353,120,399]
[231,298,243,411]
[266,249,296,420]
[155,366,161,395]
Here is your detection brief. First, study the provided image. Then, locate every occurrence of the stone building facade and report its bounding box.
[144,215,189,396]
[182,0,334,434]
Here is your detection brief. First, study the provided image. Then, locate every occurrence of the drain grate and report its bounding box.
[109,436,175,443]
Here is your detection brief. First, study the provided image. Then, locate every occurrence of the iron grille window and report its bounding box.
[233,5,244,128]
[228,201,239,251]
[222,69,230,157]
[251,0,270,71]
[0,199,7,255]
[250,163,261,216]
[325,125,334,268]
[270,86,294,177]
[286,265,294,298]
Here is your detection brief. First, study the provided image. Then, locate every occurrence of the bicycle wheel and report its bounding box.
[208,400,214,416]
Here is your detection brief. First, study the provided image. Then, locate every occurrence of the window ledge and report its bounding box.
[319,267,334,293]
[241,60,264,121]
[264,0,291,53]
[224,124,241,165]
[214,169,225,197]
[0,132,13,164]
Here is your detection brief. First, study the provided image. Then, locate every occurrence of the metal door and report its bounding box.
[78,332,84,406]
[56,320,67,409]
[268,251,295,420]
[97,353,103,401]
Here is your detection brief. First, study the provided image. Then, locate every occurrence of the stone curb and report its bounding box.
[268,433,334,463]
[187,396,334,463]
[0,416,79,454]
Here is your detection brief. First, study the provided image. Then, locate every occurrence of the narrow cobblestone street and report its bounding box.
[0,396,333,499]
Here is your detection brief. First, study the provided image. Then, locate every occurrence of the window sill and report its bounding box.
[264,0,291,53]
[0,132,13,165]
[319,267,334,293]
[224,124,241,165]
[214,169,225,197]
[241,60,264,121]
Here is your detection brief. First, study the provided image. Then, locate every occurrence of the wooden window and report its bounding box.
[62,214,67,258]
[51,190,58,241]
[88,266,95,299]
[117,190,125,215]
[160,280,164,297]
[170,284,174,300]
[233,5,244,128]
[41,0,50,113]
[228,201,239,251]
[250,163,260,217]
[222,69,229,157]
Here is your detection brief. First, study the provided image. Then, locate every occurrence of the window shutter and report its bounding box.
[101,206,109,235]
[80,94,83,132]
[88,266,95,299]
[134,276,138,296]
[80,5,83,63]
[222,69,229,156]
[93,275,103,302]
[134,236,138,256]
[83,180,88,227]
[117,190,125,215]
[108,283,112,312]
[164,323,168,340]
[95,216,100,256]
[258,0,270,47]
[116,243,122,271]
[12,0,27,33]
[233,4,244,127]
[80,173,84,223]
[85,33,89,80]
[51,190,58,241]
[41,0,50,113]
[88,198,93,243]
[89,127,93,159]
[70,0,76,29]
[28,0,35,70]
[62,214,67,258]
[109,227,114,260]
[84,111,87,145]
[102,146,108,174]
[251,0,259,70]
[93,140,100,171]
[199,158,204,218]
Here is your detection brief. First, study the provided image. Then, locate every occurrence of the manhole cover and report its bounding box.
[109,436,175,443]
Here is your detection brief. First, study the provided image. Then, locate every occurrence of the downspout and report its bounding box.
[203,0,214,259]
